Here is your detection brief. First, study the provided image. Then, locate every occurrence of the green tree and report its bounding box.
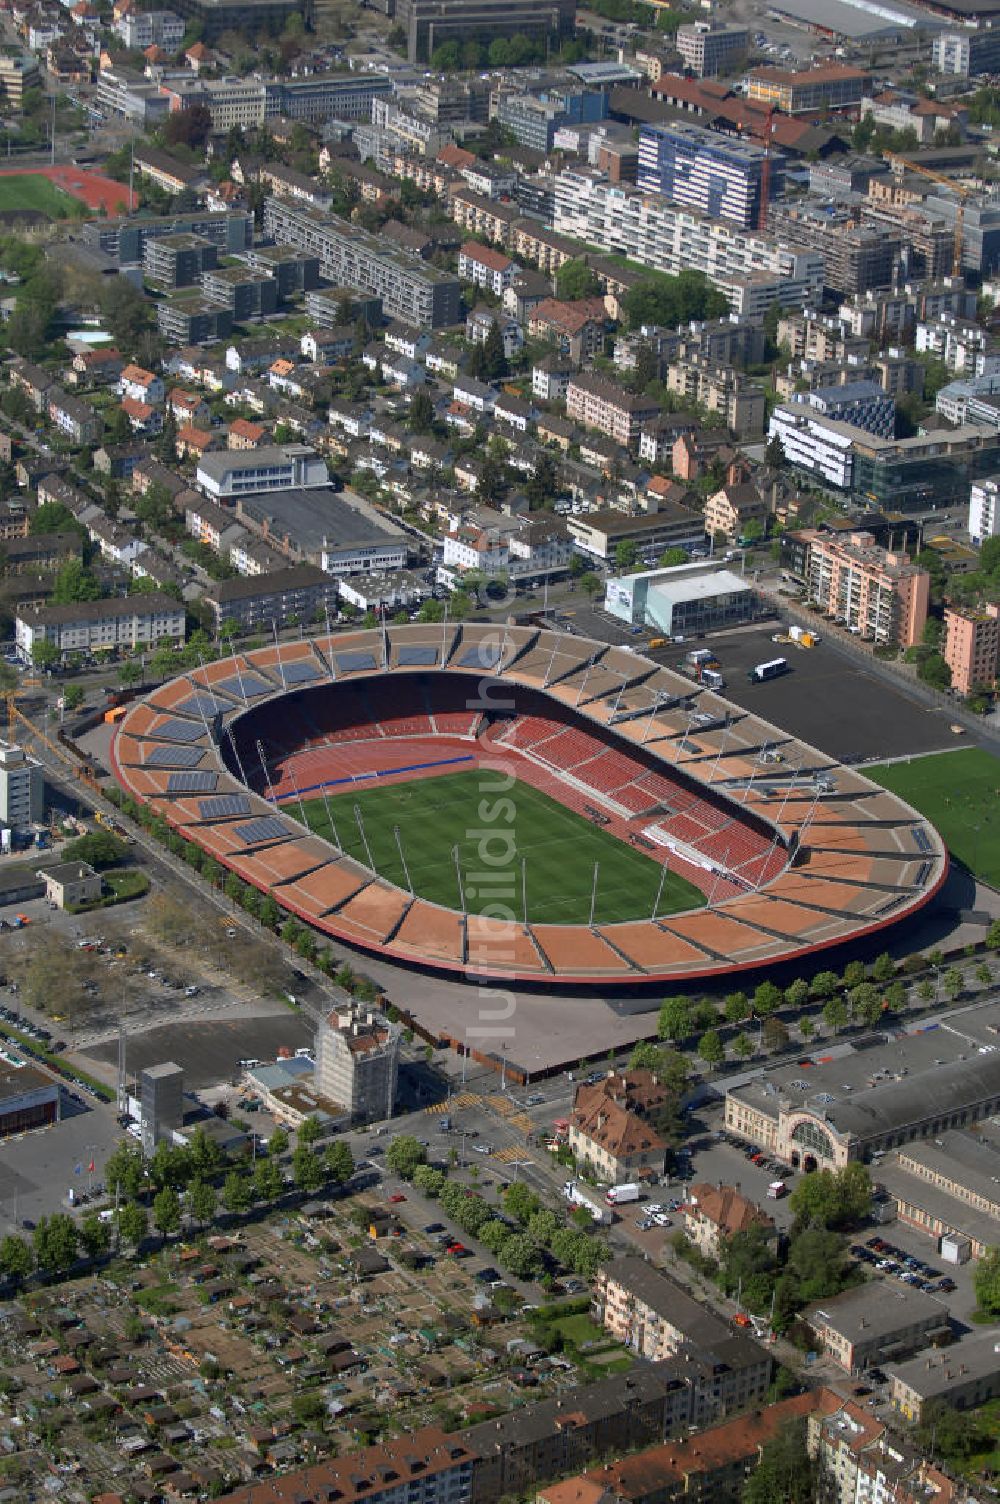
[482,319,508,382]
[31,639,60,670]
[222,1170,251,1214]
[615,540,639,572]
[292,1143,325,1193]
[871,951,896,982]
[62,684,84,713]
[32,1214,78,1273]
[579,572,602,599]
[408,387,435,433]
[753,980,782,1016]
[809,970,839,1000]
[724,991,750,1023]
[822,996,848,1034]
[943,967,964,1001]
[268,1126,289,1157]
[323,1140,355,1184]
[298,1115,322,1146]
[974,1245,1000,1316]
[504,1182,541,1225]
[117,1200,147,1249]
[253,1156,283,1203]
[188,1178,217,1228]
[498,1231,542,1280]
[784,979,809,1010]
[698,1029,724,1067]
[104,1142,146,1199]
[742,1420,816,1504]
[555,259,599,301]
[188,1126,222,1179]
[385,1134,427,1180]
[62,830,126,869]
[152,1186,181,1241]
[762,1016,789,1052]
[51,557,100,604]
[0,1233,32,1280]
[79,1210,112,1261]
[657,997,692,1041]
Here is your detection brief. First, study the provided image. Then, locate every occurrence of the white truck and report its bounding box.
[563,1180,613,1226]
[605,1183,641,1206]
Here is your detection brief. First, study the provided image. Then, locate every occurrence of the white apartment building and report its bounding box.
[767,406,856,490]
[969,477,1000,545]
[118,9,184,49]
[196,444,330,500]
[16,596,185,661]
[0,741,43,830]
[553,168,822,319]
[915,315,1000,377]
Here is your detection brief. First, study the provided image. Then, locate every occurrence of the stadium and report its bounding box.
[110,623,948,987]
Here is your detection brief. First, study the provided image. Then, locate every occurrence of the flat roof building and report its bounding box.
[888,1327,1000,1422]
[725,1004,1000,1172]
[0,1057,60,1137]
[0,740,43,831]
[263,199,461,330]
[196,444,330,500]
[568,506,706,563]
[605,562,755,638]
[806,1282,951,1374]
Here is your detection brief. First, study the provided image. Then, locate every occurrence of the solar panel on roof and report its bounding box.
[151,719,206,743]
[198,794,251,820]
[215,673,272,700]
[397,645,437,666]
[178,692,229,719]
[458,643,501,669]
[336,651,377,672]
[280,660,321,684]
[166,771,218,794]
[234,816,291,846]
[144,744,205,768]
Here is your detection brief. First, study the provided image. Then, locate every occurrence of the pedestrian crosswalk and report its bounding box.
[487,1094,515,1116]
[423,1092,482,1114]
[509,1112,534,1135]
[493,1145,533,1165]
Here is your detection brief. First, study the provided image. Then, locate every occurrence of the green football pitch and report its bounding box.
[292,771,705,926]
[866,747,1000,886]
[0,174,75,217]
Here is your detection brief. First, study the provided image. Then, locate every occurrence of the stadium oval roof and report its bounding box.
[110,624,947,987]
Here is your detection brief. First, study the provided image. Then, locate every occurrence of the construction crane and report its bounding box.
[734,103,778,232]
[884,152,973,277]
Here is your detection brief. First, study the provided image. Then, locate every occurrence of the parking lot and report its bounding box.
[693,624,960,763]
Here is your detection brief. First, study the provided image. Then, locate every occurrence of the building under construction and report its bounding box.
[315,1004,401,1125]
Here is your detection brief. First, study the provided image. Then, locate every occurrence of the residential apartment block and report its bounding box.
[553,169,823,319]
[16,596,185,661]
[684,1184,775,1260]
[202,563,340,633]
[263,200,461,329]
[144,232,219,289]
[969,476,1000,543]
[797,528,930,647]
[212,1426,475,1504]
[593,1258,772,1407]
[566,373,660,449]
[943,604,1000,694]
[637,121,773,231]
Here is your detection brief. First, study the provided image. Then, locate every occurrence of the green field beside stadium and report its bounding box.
[866,747,1000,885]
[0,174,75,217]
[294,771,705,925]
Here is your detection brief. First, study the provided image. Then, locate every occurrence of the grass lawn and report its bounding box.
[0,173,75,217]
[865,748,1000,886]
[294,771,704,926]
[547,1312,608,1349]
